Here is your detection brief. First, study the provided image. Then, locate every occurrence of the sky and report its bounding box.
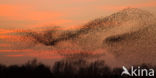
[0,0,156,65]
[0,0,156,29]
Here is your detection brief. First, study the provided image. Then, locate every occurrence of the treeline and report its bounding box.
[0,59,155,78]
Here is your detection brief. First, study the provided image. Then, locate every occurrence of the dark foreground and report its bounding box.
[0,59,155,78]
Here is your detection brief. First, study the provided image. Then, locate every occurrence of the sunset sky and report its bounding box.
[0,0,156,29]
[0,0,156,65]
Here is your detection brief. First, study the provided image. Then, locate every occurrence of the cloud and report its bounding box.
[0,49,33,53]
[0,49,63,59]
[6,54,24,57]
[26,50,64,59]
[0,44,10,47]
[0,35,22,41]
[0,29,14,34]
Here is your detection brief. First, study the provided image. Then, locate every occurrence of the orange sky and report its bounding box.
[0,0,156,29]
[0,0,156,65]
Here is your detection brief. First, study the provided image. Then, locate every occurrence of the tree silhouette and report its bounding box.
[0,59,155,78]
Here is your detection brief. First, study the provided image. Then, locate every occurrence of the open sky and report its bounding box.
[0,0,156,65]
[0,0,156,29]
